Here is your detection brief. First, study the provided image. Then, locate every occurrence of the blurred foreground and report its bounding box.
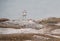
[0,17,60,41]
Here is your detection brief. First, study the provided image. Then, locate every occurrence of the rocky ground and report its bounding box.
[0,17,60,41]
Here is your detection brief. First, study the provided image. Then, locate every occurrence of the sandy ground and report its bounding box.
[0,19,60,41]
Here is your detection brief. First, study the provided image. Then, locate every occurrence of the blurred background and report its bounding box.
[0,0,60,19]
